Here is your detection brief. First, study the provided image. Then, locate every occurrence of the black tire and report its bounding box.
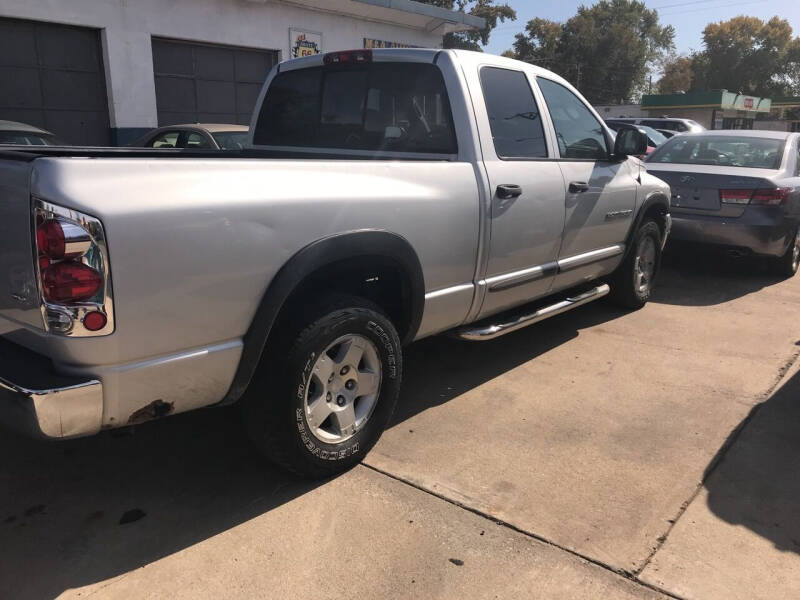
[242,295,402,478]
[771,228,799,278]
[609,219,662,309]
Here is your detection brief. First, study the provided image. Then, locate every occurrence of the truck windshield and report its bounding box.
[253,63,457,154]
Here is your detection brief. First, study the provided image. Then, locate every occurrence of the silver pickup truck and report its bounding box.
[0,49,670,477]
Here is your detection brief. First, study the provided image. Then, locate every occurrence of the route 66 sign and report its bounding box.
[290,29,322,58]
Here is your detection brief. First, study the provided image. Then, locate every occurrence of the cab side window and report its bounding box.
[537,78,608,160]
[480,67,547,159]
[185,132,211,149]
[148,131,179,148]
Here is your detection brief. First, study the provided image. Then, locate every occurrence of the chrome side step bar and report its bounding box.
[454,284,610,341]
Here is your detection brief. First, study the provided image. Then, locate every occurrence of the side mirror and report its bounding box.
[613,125,648,158]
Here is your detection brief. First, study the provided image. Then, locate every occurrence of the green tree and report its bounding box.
[657,56,693,93]
[508,0,674,104]
[693,16,800,96]
[416,0,516,51]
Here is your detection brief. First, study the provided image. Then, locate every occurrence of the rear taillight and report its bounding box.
[720,188,791,206]
[42,262,103,303]
[33,200,113,336]
[751,188,791,206]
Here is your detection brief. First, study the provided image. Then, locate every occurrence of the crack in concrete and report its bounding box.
[362,462,686,600]
[633,348,800,578]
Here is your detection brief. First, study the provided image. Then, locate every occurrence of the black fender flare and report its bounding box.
[221,230,425,404]
[625,190,670,252]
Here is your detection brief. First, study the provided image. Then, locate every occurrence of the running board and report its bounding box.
[454,284,610,341]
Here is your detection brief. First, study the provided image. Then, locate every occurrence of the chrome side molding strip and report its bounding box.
[482,245,623,293]
[454,284,610,341]
[485,262,557,292]
[557,245,623,273]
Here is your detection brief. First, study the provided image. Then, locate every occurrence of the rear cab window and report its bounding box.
[253,62,457,155]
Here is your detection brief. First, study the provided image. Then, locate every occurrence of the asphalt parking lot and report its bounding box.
[2,250,799,600]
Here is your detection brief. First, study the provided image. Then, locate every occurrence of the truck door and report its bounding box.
[536,77,638,291]
[475,66,566,318]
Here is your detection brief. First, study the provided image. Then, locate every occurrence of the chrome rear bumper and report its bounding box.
[0,338,102,439]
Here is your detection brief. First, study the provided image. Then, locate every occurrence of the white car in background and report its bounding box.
[609,117,705,134]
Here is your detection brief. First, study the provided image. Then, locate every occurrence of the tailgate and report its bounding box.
[0,156,42,330]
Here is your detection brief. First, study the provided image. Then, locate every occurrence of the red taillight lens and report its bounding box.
[37,219,65,258]
[83,311,107,331]
[720,188,791,206]
[42,262,103,304]
[751,187,791,206]
[719,189,753,204]
[323,49,372,65]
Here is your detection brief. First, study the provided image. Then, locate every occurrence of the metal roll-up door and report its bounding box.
[152,38,278,126]
[0,17,110,146]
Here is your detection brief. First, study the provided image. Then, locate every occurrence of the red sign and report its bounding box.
[744,97,754,109]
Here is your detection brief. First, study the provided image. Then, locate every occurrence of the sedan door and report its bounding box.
[475,66,566,319]
[536,77,638,291]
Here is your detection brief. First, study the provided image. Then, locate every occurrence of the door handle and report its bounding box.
[496,184,522,199]
[569,181,590,193]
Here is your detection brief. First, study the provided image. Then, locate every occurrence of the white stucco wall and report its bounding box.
[0,0,444,129]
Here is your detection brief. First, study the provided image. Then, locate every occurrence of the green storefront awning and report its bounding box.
[642,89,771,112]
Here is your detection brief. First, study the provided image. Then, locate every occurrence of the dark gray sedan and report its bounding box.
[646,130,800,276]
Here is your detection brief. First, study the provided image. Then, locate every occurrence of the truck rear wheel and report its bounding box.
[609,219,662,309]
[243,295,402,478]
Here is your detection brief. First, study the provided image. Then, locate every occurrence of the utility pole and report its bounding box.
[648,75,652,95]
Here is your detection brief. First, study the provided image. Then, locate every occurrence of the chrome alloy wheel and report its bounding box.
[634,235,657,295]
[303,334,382,444]
[792,231,800,272]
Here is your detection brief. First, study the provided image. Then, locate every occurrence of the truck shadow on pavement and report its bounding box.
[0,408,325,600]
[652,245,785,307]
[703,364,800,554]
[0,302,630,600]
[391,302,629,427]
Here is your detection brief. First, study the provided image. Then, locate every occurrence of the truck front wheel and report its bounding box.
[243,295,402,478]
[609,219,662,309]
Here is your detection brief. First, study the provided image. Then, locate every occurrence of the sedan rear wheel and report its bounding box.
[772,228,800,278]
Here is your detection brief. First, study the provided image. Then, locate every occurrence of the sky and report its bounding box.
[481,0,800,57]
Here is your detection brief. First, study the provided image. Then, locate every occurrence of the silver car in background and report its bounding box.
[132,123,249,150]
[0,120,67,146]
[646,130,800,276]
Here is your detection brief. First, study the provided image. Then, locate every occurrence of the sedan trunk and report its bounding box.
[645,165,782,218]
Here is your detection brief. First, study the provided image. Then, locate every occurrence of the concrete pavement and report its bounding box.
[1,251,799,599]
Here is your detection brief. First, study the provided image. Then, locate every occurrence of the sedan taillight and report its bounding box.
[720,188,791,206]
[750,188,791,206]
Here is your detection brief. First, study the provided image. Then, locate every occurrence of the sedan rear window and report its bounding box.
[253,63,457,155]
[647,136,785,169]
[0,131,63,145]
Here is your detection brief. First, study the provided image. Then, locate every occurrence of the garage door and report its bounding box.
[0,18,110,146]
[152,38,278,127]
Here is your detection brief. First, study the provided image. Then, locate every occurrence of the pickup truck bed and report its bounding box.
[0,48,670,477]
